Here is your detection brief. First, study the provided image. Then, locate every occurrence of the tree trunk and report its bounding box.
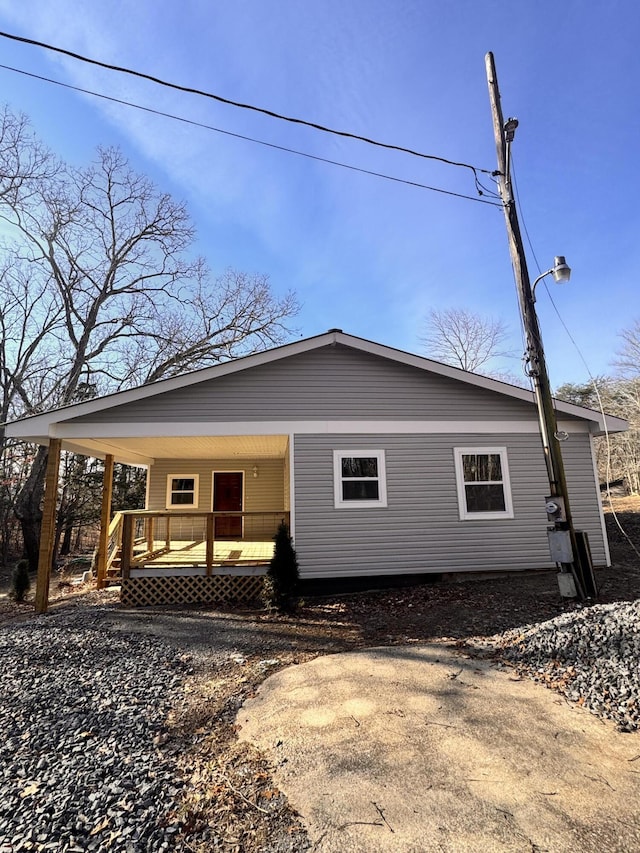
[60,523,73,556]
[14,445,48,572]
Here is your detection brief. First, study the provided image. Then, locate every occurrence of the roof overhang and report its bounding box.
[4,330,628,449]
[26,434,291,467]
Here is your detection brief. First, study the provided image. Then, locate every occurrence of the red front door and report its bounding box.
[213,472,243,538]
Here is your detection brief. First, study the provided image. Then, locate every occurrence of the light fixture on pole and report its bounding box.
[520,252,598,599]
[486,51,597,600]
[532,256,571,301]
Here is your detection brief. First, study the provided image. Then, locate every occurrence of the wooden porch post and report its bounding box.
[146,516,155,554]
[35,438,62,615]
[165,515,172,551]
[120,513,133,579]
[206,513,214,576]
[95,454,114,590]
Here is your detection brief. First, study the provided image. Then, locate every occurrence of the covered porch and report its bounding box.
[35,432,293,611]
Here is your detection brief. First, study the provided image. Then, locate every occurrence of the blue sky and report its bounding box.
[0,1,636,387]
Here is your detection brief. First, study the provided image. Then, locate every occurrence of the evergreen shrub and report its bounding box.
[264,521,299,612]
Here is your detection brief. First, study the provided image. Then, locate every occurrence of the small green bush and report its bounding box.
[11,559,31,602]
[264,521,299,612]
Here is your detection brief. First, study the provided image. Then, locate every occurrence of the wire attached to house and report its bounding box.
[539,281,640,563]
[0,62,503,207]
[512,159,640,564]
[0,29,495,184]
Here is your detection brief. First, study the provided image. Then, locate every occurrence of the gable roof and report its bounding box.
[5,330,627,443]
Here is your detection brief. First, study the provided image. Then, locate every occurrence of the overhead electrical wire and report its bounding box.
[539,281,640,563]
[511,158,640,565]
[0,62,503,207]
[15,22,625,562]
[0,30,495,183]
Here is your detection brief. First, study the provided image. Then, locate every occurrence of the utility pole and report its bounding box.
[485,51,597,600]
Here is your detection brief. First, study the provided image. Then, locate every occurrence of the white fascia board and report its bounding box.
[336,334,537,400]
[51,418,591,439]
[333,333,626,432]
[4,328,624,436]
[4,331,341,434]
[594,413,629,436]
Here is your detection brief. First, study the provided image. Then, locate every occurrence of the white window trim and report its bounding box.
[166,474,200,509]
[333,449,387,509]
[453,447,514,521]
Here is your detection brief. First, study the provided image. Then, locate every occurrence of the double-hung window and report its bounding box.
[454,448,513,520]
[166,474,199,509]
[333,450,387,508]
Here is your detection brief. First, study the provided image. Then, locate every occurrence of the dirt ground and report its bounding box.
[239,642,640,852]
[0,498,639,851]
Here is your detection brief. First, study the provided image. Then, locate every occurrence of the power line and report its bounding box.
[0,62,503,207]
[512,158,640,563]
[0,29,494,180]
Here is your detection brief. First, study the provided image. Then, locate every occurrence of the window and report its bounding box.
[454,448,513,520]
[333,450,387,508]
[166,474,199,508]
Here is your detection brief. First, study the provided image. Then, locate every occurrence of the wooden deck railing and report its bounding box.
[96,511,124,588]
[116,510,289,578]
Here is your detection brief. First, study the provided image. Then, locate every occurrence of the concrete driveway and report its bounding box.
[238,643,640,852]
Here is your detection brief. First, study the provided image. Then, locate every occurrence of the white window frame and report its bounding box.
[165,474,200,509]
[333,449,387,509]
[453,447,513,520]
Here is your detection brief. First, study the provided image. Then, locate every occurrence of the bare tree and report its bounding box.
[0,256,66,565]
[421,308,512,373]
[0,259,64,429]
[0,106,59,207]
[0,109,299,569]
[614,319,640,378]
[556,377,640,495]
[114,268,299,386]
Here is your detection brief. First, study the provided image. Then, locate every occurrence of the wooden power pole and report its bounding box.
[485,51,597,600]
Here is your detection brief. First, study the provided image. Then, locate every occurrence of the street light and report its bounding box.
[486,51,598,600]
[532,256,571,301]
[524,254,598,600]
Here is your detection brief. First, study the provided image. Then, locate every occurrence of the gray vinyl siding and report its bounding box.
[68,345,563,425]
[57,339,607,578]
[147,458,286,541]
[293,433,606,578]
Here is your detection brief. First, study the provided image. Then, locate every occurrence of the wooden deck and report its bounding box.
[103,510,287,587]
[130,538,274,573]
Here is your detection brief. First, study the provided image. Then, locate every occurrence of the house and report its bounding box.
[5,330,627,609]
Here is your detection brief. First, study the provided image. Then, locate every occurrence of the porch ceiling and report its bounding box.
[62,434,289,466]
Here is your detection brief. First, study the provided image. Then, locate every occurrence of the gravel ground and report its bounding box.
[0,500,638,851]
[0,607,192,852]
[471,599,640,732]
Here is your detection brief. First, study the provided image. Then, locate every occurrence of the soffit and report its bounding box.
[62,434,289,465]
